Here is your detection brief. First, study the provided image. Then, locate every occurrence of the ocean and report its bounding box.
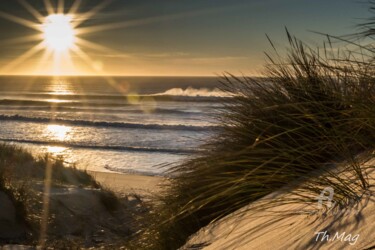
[0,76,225,175]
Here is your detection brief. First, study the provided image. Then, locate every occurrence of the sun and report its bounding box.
[43,14,75,52]
[0,0,113,75]
[0,0,179,76]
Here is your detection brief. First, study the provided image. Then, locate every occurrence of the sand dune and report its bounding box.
[183,163,375,249]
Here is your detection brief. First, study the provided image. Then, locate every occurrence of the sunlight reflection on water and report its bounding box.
[46,79,74,95]
[46,145,66,154]
[46,99,71,103]
[46,124,71,140]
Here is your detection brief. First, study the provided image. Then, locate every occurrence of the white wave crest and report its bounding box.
[156,87,230,97]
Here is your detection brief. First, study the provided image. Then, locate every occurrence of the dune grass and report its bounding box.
[0,143,101,188]
[0,143,124,245]
[129,29,375,249]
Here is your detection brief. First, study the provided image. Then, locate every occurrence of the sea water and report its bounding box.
[0,76,225,175]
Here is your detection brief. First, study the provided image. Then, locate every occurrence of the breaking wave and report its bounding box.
[0,115,218,131]
[154,87,231,97]
[0,138,197,155]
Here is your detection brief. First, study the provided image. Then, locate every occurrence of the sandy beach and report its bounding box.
[88,171,166,195]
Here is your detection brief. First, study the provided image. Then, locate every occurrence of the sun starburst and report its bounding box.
[0,0,211,76]
[0,0,113,75]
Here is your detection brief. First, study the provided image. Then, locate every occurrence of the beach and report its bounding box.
[0,75,220,176]
[88,171,166,195]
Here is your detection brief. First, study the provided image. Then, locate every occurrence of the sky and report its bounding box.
[0,0,371,76]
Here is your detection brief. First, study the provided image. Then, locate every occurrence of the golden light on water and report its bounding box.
[47,124,71,140]
[46,145,66,154]
[46,99,70,103]
[46,78,75,95]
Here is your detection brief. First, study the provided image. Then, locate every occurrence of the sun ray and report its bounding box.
[68,0,82,16]
[62,50,76,75]
[0,11,42,31]
[52,50,63,75]
[0,34,43,45]
[1,41,45,73]
[70,45,93,65]
[71,0,112,28]
[35,49,53,74]
[74,12,192,36]
[75,37,115,53]
[57,0,65,14]
[75,7,227,36]
[44,0,55,15]
[71,45,118,87]
[17,0,45,23]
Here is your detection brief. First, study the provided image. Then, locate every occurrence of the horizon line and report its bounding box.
[0,74,262,78]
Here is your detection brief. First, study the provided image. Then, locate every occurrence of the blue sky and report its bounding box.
[0,0,371,75]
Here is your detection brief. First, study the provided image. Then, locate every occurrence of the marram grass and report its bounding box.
[132,29,375,250]
[0,143,120,245]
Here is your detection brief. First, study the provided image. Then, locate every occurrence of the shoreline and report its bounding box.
[88,170,166,195]
[7,140,167,195]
